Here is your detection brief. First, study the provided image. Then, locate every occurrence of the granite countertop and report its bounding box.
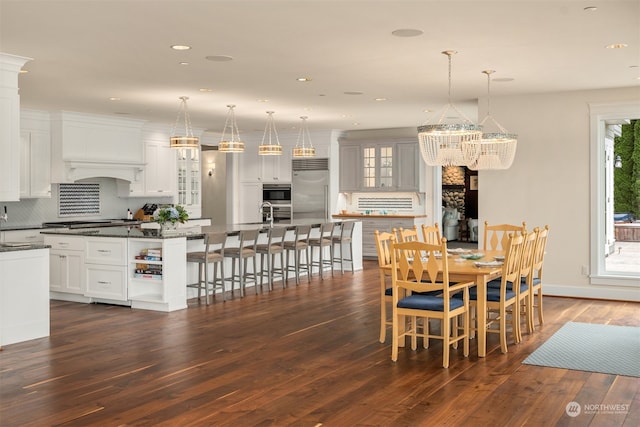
[0,243,50,253]
[332,213,427,219]
[0,225,46,231]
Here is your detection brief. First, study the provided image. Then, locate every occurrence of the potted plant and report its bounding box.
[154,205,189,231]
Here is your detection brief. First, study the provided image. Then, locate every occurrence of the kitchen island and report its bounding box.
[41,219,362,312]
[0,244,50,346]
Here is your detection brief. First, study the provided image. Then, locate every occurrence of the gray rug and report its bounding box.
[523,322,640,377]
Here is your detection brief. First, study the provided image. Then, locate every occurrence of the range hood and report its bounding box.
[50,111,146,183]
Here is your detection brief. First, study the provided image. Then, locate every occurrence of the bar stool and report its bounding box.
[186,232,227,304]
[224,229,259,297]
[255,226,286,292]
[283,225,311,285]
[309,222,335,279]
[331,221,355,274]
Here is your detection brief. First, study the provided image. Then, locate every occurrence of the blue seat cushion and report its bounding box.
[397,295,464,311]
[487,279,528,293]
[385,287,392,296]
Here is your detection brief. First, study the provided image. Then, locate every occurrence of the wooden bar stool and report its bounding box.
[186,232,226,304]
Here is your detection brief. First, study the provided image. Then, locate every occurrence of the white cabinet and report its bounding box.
[20,129,51,198]
[147,142,176,196]
[260,145,292,183]
[176,148,201,218]
[1,228,44,244]
[360,216,426,258]
[84,237,127,301]
[238,182,262,223]
[128,237,187,312]
[45,235,86,295]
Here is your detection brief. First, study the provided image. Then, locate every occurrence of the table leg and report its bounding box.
[475,273,488,357]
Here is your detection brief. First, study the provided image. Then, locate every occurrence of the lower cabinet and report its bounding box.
[128,237,186,312]
[360,216,427,258]
[45,235,86,295]
[85,237,127,301]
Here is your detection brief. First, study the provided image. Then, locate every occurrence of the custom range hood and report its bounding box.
[50,111,146,183]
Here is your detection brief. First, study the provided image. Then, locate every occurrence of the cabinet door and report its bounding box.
[19,130,51,198]
[339,144,361,191]
[1,229,44,244]
[50,250,85,294]
[238,182,262,223]
[395,142,419,191]
[148,143,176,195]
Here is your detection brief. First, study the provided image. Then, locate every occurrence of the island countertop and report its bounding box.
[332,213,427,219]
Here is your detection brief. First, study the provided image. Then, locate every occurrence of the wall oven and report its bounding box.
[262,184,291,205]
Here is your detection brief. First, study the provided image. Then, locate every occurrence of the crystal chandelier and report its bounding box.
[468,70,517,170]
[170,96,199,149]
[258,111,283,155]
[292,116,316,157]
[218,104,245,153]
[417,51,482,167]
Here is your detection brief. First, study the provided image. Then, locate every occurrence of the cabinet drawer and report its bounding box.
[2,229,45,244]
[86,238,127,265]
[86,265,127,300]
[44,235,85,251]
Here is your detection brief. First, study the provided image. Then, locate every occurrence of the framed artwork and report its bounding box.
[470,175,478,191]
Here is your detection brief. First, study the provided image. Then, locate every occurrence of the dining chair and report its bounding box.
[309,222,335,280]
[186,232,227,304]
[516,230,537,339]
[283,225,311,285]
[529,225,549,330]
[224,229,259,298]
[473,231,525,353]
[421,223,441,244]
[331,221,355,274]
[398,225,420,243]
[483,221,527,251]
[390,236,473,368]
[374,229,396,343]
[255,226,286,292]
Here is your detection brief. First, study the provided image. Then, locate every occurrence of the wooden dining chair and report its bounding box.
[390,236,473,368]
[474,232,525,353]
[398,225,420,243]
[516,230,537,338]
[483,221,527,251]
[374,229,396,343]
[529,225,549,330]
[421,223,441,245]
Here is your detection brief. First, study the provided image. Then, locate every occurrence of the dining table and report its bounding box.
[444,249,505,357]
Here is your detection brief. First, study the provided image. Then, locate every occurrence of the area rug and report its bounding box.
[522,322,640,377]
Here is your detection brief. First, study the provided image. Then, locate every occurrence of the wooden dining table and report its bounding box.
[444,250,504,357]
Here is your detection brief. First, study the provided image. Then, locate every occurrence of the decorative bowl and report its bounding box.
[459,253,485,260]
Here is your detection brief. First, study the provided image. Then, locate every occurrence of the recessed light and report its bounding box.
[583,6,598,12]
[296,77,312,82]
[199,88,213,92]
[257,99,269,103]
[179,62,189,65]
[108,97,121,101]
[205,55,233,62]
[606,43,628,49]
[352,122,361,126]
[391,29,423,37]
[170,45,191,50]
[344,91,363,95]
[114,112,131,115]
[374,97,387,101]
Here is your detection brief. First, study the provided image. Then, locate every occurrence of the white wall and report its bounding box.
[479,86,640,301]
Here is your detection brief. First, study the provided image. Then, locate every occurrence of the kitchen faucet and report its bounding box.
[259,201,273,228]
[0,206,7,230]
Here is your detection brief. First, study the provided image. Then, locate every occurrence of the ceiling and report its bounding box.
[1,0,639,136]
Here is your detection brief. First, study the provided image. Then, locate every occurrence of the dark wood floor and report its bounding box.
[1,261,638,426]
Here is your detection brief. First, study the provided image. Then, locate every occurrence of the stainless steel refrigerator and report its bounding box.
[292,158,330,220]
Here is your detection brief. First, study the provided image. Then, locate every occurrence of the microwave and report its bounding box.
[263,184,291,204]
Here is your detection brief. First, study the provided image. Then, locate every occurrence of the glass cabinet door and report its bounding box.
[176,148,200,208]
[363,145,393,189]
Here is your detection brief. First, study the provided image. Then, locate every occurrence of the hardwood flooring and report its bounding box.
[1,261,638,426]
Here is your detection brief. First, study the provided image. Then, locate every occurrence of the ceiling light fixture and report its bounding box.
[468,70,518,170]
[170,45,191,50]
[606,43,628,49]
[417,50,482,167]
[296,77,312,82]
[292,116,316,158]
[218,104,245,153]
[258,111,283,156]
[169,96,199,149]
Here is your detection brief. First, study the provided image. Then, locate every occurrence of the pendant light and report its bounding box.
[218,104,245,153]
[292,116,316,157]
[468,70,518,170]
[417,51,482,167]
[258,111,283,155]
[170,96,199,149]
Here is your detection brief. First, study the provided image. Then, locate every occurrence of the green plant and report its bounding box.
[154,205,189,225]
[614,119,639,217]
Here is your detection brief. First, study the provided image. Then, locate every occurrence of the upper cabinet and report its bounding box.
[175,147,201,218]
[20,110,51,199]
[339,139,423,192]
[50,111,145,183]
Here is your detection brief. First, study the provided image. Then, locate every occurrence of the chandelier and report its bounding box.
[170,96,199,149]
[218,104,245,153]
[468,70,517,170]
[417,51,482,167]
[292,116,316,157]
[258,111,283,155]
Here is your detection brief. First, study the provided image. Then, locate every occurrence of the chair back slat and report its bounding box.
[483,221,527,251]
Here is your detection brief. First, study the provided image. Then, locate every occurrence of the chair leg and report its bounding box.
[305,248,311,283]
[442,316,450,368]
[500,306,508,354]
[203,260,210,306]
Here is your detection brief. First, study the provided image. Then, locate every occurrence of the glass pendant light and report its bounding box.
[468,70,518,170]
[292,116,316,157]
[170,96,199,149]
[258,111,283,155]
[218,104,245,153]
[417,51,482,167]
